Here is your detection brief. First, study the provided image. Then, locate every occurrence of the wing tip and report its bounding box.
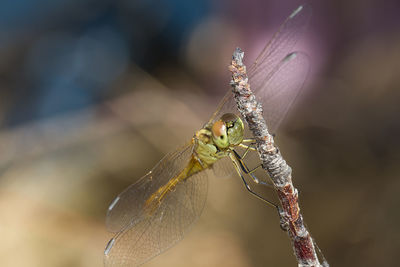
[289,2,313,20]
[284,52,297,62]
[289,5,304,19]
[108,196,120,211]
[104,237,116,256]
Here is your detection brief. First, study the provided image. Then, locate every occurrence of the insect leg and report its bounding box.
[241,138,256,143]
[238,143,257,159]
[232,149,273,187]
[229,153,278,209]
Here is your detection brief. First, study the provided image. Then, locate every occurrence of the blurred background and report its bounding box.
[0,0,399,266]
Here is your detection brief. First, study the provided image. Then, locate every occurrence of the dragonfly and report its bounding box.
[104,3,311,267]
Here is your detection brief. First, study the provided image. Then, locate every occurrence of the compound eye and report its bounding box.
[211,120,226,139]
[220,113,237,125]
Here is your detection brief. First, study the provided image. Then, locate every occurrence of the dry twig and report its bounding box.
[229,48,328,267]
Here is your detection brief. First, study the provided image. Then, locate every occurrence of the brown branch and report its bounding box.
[229,47,328,267]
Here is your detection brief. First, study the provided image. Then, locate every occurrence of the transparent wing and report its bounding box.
[209,3,311,134]
[248,3,311,81]
[253,51,309,133]
[104,170,208,266]
[104,143,208,267]
[106,142,202,232]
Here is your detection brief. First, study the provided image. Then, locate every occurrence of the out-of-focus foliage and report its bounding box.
[0,0,399,266]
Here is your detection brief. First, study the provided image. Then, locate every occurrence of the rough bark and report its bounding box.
[229,48,328,267]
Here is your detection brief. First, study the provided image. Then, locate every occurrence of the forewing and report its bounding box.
[248,3,311,81]
[106,142,195,233]
[209,3,311,130]
[252,52,309,133]
[104,165,208,267]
